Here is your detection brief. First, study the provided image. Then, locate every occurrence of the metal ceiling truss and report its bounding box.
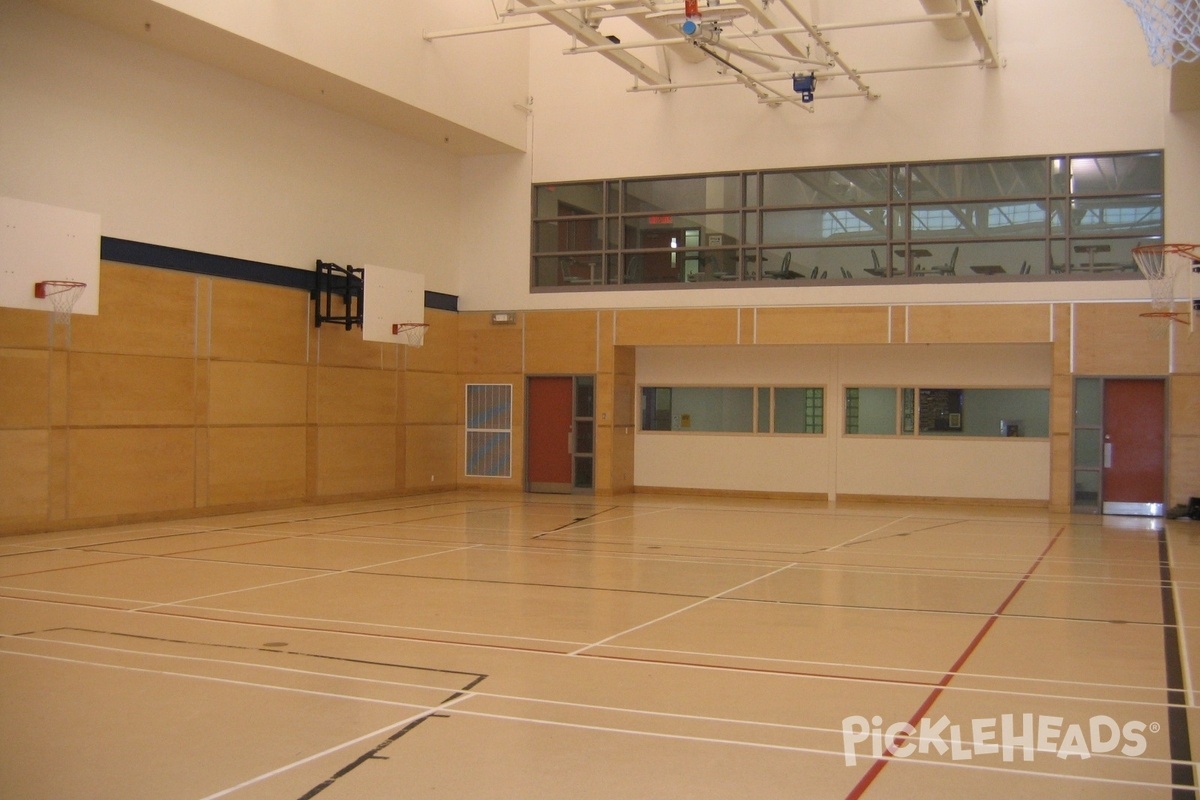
[425,0,1000,111]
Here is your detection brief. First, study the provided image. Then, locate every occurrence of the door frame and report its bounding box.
[525,374,596,495]
[1072,376,1168,516]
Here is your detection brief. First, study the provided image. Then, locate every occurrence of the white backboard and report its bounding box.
[361,264,425,343]
[0,196,101,315]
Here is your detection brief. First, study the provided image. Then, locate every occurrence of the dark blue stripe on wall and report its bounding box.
[99,237,458,312]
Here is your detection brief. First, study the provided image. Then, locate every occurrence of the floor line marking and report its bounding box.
[569,562,798,657]
[843,524,1068,800]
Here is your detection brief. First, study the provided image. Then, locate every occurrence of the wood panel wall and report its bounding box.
[3,260,1197,532]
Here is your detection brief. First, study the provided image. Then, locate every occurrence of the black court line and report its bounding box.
[1158,531,1197,799]
[530,505,622,539]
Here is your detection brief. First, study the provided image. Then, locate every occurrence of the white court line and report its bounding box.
[425,706,1187,792]
[4,632,1180,751]
[134,544,484,612]
[1165,531,1196,707]
[817,514,913,552]
[1,590,1181,701]
[570,563,797,657]
[3,645,1182,794]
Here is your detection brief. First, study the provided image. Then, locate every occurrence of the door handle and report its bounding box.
[568,425,575,455]
[1103,442,1113,469]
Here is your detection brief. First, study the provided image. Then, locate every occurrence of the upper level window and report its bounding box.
[532,151,1163,289]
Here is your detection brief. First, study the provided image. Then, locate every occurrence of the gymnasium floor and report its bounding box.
[1,492,1197,799]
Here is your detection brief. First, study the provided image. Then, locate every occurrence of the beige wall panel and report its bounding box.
[739,308,755,345]
[70,263,196,358]
[315,366,398,425]
[1050,376,1074,436]
[459,326,523,375]
[1073,303,1170,375]
[598,312,615,374]
[208,361,307,426]
[405,310,458,374]
[890,306,907,343]
[207,426,306,506]
[0,429,49,524]
[210,279,309,364]
[1171,375,1200,435]
[0,307,50,349]
[756,306,890,345]
[315,323,398,370]
[1170,436,1200,507]
[316,424,397,496]
[1049,433,1073,512]
[406,371,458,425]
[616,308,739,346]
[1175,325,1200,374]
[1052,305,1072,375]
[406,424,458,490]
[0,349,49,428]
[68,428,195,518]
[908,304,1050,344]
[69,353,195,427]
[525,311,598,374]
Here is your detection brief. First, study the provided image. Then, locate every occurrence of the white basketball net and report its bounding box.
[393,322,428,348]
[1132,244,1198,337]
[40,281,87,326]
[1124,0,1200,65]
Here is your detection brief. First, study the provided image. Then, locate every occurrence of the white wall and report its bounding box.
[458,0,1184,312]
[141,0,530,152]
[634,343,1052,500]
[0,0,463,292]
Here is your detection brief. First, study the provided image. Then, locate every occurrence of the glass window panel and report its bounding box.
[625,175,741,213]
[1074,469,1100,508]
[641,387,672,430]
[774,388,822,433]
[624,213,742,249]
[575,376,594,418]
[846,388,896,435]
[574,456,594,489]
[757,387,771,432]
[1075,379,1102,426]
[1069,153,1163,195]
[534,183,605,217]
[532,219,602,253]
[961,389,1050,437]
[745,173,760,206]
[1074,428,1102,468]
[670,387,753,432]
[763,207,887,244]
[1068,238,1146,274]
[689,250,740,282]
[918,388,964,433]
[910,201,1050,240]
[905,159,1047,201]
[535,255,603,288]
[574,420,593,455]
[901,388,915,434]
[1070,197,1163,235]
[946,241,1047,277]
[744,211,759,245]
[762,167,889,206]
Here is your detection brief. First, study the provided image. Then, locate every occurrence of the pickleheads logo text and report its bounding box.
[841,714,1157,766]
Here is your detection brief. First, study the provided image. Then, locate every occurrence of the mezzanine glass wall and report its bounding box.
[533,151,1162,289]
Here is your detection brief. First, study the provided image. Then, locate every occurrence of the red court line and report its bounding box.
[844,525,1067,800]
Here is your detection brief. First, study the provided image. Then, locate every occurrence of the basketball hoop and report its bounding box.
[34,280,87,326]
[1123,0,1200,65]
[391,322,429,348]
[1132,243,1199,337]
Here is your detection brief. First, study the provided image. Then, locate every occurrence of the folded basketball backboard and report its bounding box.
[361,264,425,344]
[0,196,100,315]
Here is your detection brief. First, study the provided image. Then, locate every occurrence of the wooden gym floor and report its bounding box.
[1,492,1197,798]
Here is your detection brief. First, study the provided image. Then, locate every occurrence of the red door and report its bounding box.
[1102,379,1165,514]
[528,377,574,492]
